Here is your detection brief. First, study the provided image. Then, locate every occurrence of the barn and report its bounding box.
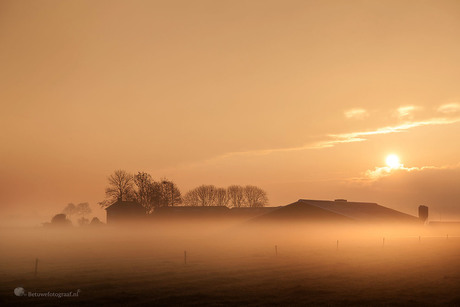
[105,198,146,224]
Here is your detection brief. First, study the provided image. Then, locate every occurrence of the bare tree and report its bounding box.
[63,203,77,219]
[78,217,90,226]
[184,189,200,206]
[130,172,182,212]
[227,185,245,208]
[160,179,182,207]
[134,172,162,213]
[62,202,91,225]
[198,185,217,206]
[185,184,268,207]
[76,202,92,219]
[244,185,268,207]
[99,170,135,207]
[184,185,217,206]
[134,172,153,205]
[215,188,229,207]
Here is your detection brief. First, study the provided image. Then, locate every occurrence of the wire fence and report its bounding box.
[2,233,459,280]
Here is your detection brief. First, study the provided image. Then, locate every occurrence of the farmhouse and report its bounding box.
[251,199,421,223]
[105,198,146,224]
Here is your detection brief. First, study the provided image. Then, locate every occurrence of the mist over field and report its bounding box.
[1,221,460,306]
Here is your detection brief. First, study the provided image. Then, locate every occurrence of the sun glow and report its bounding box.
[386,154,401,169]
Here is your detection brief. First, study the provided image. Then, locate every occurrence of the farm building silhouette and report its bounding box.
[250,199,421,223]
[105,198,423,224]
[105,198,146,224]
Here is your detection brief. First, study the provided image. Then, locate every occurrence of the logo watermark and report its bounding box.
[14,287,80,298]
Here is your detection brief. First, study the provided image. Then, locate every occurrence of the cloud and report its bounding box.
[344,108,369,119]
[315,116,460,149]
[395,105,420,119]
[437,103,460,114]
[361,164,434,180]
[200,116,460,164]
[346,164,460,218]
[354,156,460,183]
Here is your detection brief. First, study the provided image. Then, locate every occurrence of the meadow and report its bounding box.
[1,221,459,306]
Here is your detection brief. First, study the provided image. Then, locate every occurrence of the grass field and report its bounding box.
[1,222,459,306]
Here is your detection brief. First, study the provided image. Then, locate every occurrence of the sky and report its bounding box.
[1,0,460,226]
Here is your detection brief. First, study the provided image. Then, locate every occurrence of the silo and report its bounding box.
[418,205,428,222]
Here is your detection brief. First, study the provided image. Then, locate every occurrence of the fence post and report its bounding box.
[275,245,278,256]
[184,251,187,265]
[34,258,38,277]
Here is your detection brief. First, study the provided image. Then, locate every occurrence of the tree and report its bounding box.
[99,170,135,207]
[184,189,200,206]
[90,217,103,226]
[243,185,268,207]
[184,184,269,208]
[215,188,229,207]
[78,217,90,226]
[76,202,92,219]
[134,172,153,207]
[134,172,163,213]
[63,203,77,219]
[184,185,220,207]
[227,185,245,208]
[51,214,72,226]
[62,202,91,225]
[160,179,182,207]
[132,173,182,212]
[199,185,217,206]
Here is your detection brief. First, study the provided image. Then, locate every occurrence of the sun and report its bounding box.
[386,154,401,169]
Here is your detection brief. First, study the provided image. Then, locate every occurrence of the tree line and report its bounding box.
[99,170,181,214]
[46,202,102,227]
[100,170,269,213]
[184,185,268,208]
[62,202,92,225]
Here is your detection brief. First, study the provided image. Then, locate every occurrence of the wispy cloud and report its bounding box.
[314,116,460,149]
[363,165,430,180]
[437,103,460,114]
[344,108,369,119]
[356,162,460,181]
[395,105,420,119]
[204,116,460,163]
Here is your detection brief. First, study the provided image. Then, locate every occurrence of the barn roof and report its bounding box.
[105,199,145,211]
[252,199,420,223]
[293,199,419,222]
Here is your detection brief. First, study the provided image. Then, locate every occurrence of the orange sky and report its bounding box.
[1,0,460,226]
